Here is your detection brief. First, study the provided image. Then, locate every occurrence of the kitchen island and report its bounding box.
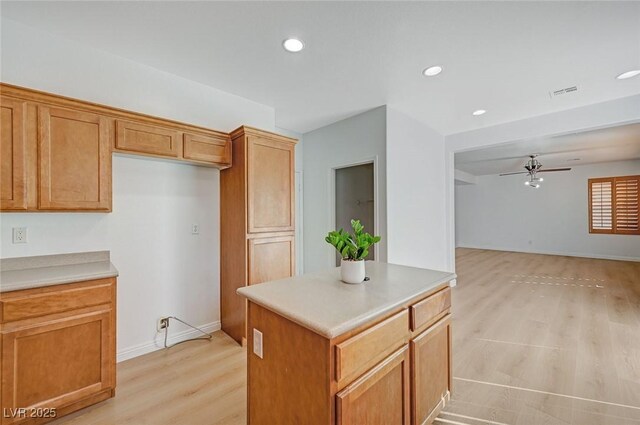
[237,261,455,425]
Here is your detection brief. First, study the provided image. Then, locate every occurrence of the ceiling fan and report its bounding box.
[499,155,571,188]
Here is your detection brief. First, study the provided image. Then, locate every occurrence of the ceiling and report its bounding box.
[455,122,640,176]
[1,2,639,135]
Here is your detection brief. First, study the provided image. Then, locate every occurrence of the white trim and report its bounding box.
[117,320,221,363]
[328,157,380,268]
[456,244,640,262]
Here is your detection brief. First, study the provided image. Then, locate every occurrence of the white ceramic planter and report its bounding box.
[340,259,365,284]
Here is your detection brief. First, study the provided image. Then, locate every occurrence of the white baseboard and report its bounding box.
[456,244,640,262]
[117,320,221,363]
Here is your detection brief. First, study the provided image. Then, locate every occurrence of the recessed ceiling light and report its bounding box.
[472,109,486,116]
[422,66,443,77]
[283,38,304,53]
[617,70,640,80]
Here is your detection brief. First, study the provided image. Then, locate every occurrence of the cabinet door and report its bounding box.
[0,97,27,210]
[38,107,111,210]
[337,345,410,425]
[0,310,115,424]
[183,132,231,166]
[410,314,452,425]
[246,136,295,233]
[248,235,295,285]
[115,119,180,158]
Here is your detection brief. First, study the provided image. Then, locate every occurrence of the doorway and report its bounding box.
[334,163,375,266]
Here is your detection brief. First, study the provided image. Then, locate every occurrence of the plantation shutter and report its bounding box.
[614,176,640,235]
[589,178,613,233]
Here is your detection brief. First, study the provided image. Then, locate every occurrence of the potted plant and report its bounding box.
[325,219,381,284]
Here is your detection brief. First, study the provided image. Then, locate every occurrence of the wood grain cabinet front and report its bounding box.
[0,278,117,425]
[246,135,295,233]
[38,106,111,211]
[336,345,411,425]
[115,119,180,158]
[247,235,295,285]
[183,132,231,166]
[410,314,452,425]
[0,97,27,210]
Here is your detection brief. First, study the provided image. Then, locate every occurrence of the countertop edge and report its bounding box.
[0,263,119,293]
[238,272,455,339]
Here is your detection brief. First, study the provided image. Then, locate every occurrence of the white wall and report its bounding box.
[0,18,277,361]
[386,108,448,271]
[302,107,387,272]
[455,160,640,261]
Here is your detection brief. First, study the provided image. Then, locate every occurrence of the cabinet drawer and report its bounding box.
[336,309,409,386]
[410,287,451,332]
[0,279,114,323]
[183,132,231,165]
[115,119,180,157]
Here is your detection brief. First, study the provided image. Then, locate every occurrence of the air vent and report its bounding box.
[549,86,578,98]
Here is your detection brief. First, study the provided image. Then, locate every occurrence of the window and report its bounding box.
[589,175,639,235]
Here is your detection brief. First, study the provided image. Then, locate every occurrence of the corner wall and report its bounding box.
[386,108,448,271]
[302,107,387,272]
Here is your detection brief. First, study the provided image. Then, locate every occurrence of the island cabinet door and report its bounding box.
[0,309,115,424]
[336,345,410,425]
[410,314,452,425]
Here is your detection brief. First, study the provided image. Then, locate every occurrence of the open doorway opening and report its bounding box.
[334,163,375,266]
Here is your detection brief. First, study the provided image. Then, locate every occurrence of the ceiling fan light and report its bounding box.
[524,181,530,186]
[538,177,544,182]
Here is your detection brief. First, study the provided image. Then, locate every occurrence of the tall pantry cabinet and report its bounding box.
[221,126,297,344]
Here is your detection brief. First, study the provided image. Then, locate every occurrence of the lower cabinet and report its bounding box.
[0,279,116,425]
[410,314,452,425]
[247,235,295,285]
[337,345,411,425]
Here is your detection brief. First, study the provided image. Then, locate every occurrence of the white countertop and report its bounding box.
[237,261,455,339]
[0,251,119,293]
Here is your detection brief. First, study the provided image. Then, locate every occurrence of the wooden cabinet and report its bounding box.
[247,135,295,233]
[0,97,27,210]
[221,126,297,344]
[245,280,452,425]
[410,315,452,425]
[248,235,295,285]
[0,83,233,212]
[337,346,411,425]
[39,107,111,211]
[115,119,179,158]
[0,278,116,425]
[183,132,231,166]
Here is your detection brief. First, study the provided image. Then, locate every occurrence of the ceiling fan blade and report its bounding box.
[538,168,572,173]
[499,171,529,176]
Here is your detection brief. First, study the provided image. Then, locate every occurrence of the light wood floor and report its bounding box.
[439,248,640,425]
[51,248,640,425]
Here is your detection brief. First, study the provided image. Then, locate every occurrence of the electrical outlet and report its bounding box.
[12,227,27,244]
[253,328,263,359]
[157,317,170,332]
[192,224,199,235]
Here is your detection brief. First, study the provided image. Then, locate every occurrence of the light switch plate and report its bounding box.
[12,227,27,244]
[253,328,263,359]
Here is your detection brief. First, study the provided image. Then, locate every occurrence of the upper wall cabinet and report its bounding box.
[246,133,296,233]
[115,120,180,158]
[39,106,112,211]
[0,83,232,212]
[0,96,27,210]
